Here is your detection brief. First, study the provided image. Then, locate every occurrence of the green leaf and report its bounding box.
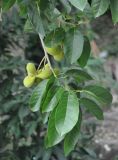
[64,28,84,64]
[69,0,87,11]
[46,108,64,147]
[44,28,65,47]
[78,37,91,67]
[66,68,93,83]
[91,0,110,17]
[64,109,82,156]
[110,0,118,23]
[2,0,16,11]
[18,2,27,17]
[42,87,65,113]
[80,98,104,120]
[55,91,79,136]
[59,0,71,13]
[41,86,58,112]
[28,3,45,37]
[83,85,112,105]
[29,79,53,112]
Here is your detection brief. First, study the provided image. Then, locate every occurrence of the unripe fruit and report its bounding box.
[23,76,35,88]
[45,46,62,56]
[26,63,36,76]
[53,51,64,61]
[37,64,52,79]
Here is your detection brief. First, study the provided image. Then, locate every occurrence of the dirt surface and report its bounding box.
[93,106,118,160]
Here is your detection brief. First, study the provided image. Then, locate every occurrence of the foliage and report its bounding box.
[0,0,116,158]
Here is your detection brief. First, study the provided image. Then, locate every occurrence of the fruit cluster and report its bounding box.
[23,63,53,88]
[23,45,64,88]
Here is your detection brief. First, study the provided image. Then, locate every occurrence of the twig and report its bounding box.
[38,33,57,77]
[36,2,57,77]
[37,56,46,70]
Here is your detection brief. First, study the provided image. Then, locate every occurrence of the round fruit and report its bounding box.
[45,46,61,56]
[53,51,64,61]
[37,64,52,79]
[23,76,35,88]
[26,63,36,76]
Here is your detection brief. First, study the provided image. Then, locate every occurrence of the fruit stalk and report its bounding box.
[38,33,57,78]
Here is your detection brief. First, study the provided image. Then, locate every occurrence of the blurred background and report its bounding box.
[0,7,118,160]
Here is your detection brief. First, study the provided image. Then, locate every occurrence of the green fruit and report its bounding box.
[45,46,62,56]
[26,63,36,76]
[23,76,35,88]
[37,64,52,79]
[53,51,64,61]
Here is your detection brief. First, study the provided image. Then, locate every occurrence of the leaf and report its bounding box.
[78,37,91,67]
[110,0,118,23]
[42,87,64,113]
[83,85,112,105]
[91,0,110,17]
[46,108,64,147]
[80,98,104,120]
[64,109,82,156]
[18,1,27,17]
[29,79,53,112]
[59,0,71,13]
[69,0,87,11]
[2,0,16,11]
[41,86,58,112]
[28,3,45,37]
[64,28,84,64]
[44,28,65,47]
[66,68,93,82]
[55,91,79,136]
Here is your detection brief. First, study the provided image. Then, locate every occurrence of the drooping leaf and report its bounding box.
[83,85,112,105]
[78,37,91,67]
[64,28,84,64]
[91,0,110,17]
[64,109,82,156]
[80,98,104,120]
[69,0,87,11]
[55,91,79,136]
[28,3,45,37]
[42,87,65,113]
[66,68,93,83]
[110,0,118,23]
[29,79,54,112]
[46,108,64,147]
